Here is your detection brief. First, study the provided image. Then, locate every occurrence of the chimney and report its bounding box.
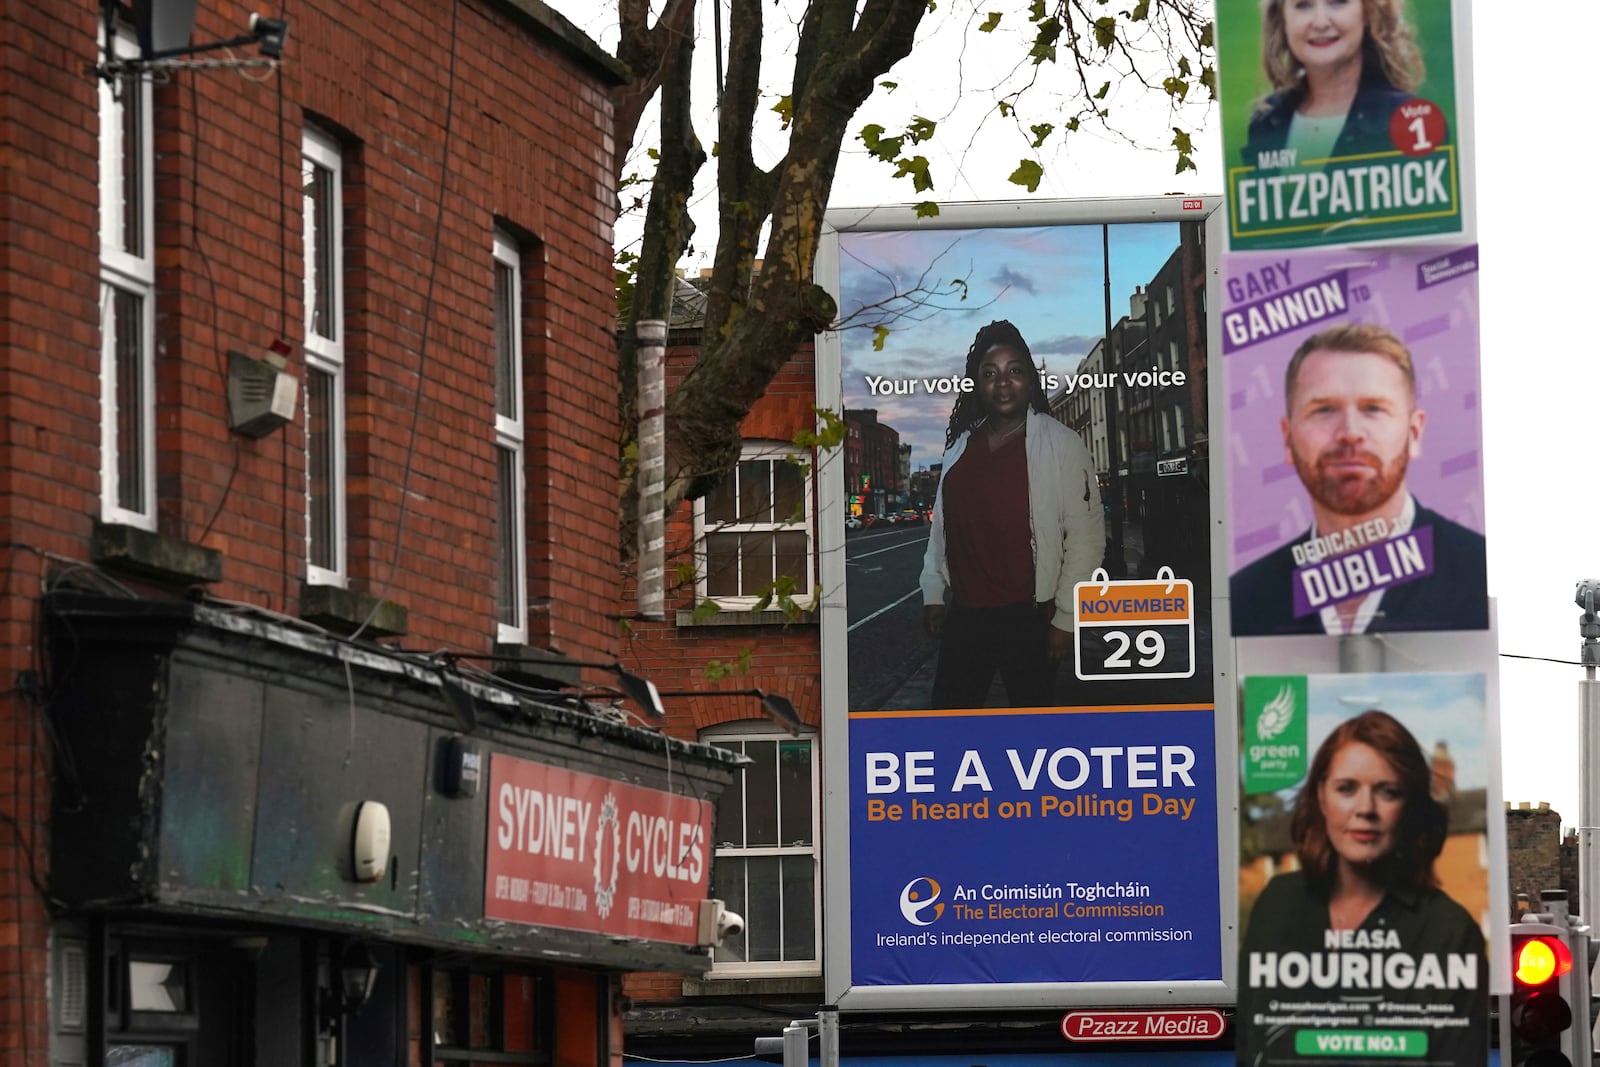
[1129,285,1148,321]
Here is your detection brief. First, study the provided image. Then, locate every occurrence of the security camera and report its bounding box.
[248,13,289,58]
[1578,580,1600,613]
[697,898,745,946]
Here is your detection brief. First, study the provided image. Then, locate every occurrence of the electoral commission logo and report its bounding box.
[899,876,944,925]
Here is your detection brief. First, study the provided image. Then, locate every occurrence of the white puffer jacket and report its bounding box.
[920,407,1104,631]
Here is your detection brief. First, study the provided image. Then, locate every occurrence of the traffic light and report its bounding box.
[1500,918,1589,1067]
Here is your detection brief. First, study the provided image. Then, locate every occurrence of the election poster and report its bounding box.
[1216,0,1468,250]
[1223,244,1487,637]
[817,197,1232,1006]
[1238,672,1490,1067]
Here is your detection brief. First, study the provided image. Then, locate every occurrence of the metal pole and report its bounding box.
[636,319,668,620]
[782,1021,809,1067]
[1338,634,1385,674]
[1578,581,1600,924]
[818,1006,839,1067]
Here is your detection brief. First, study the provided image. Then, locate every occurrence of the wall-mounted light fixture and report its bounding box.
[657,688,805,735]
[438,653,665,721]
[319,941,380,1031]
[350,801,390,883]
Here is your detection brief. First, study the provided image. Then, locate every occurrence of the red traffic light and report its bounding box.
[1514,935,1574,987]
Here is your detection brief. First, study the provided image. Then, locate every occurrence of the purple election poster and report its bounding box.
[1222,245,1486,637]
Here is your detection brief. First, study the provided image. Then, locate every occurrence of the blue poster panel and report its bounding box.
[1238,672,1490,1067]
[850,704,1222,985]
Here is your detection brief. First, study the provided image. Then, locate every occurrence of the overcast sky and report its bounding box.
[583,0,1600,830]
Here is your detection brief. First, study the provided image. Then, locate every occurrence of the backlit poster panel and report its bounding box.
[1237,672,1490,1066]
[1222,244,1486,637]
[1216,0,1468,250]
[823,201,1230,1006]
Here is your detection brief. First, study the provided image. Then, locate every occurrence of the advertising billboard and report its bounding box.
[1222,244,1486,637]
[1216,0,1471,250]
[817,196,1236,1009]
[1237,671,1491,1067]
[485,753,714,946]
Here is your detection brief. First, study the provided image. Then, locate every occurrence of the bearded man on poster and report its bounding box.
[1229,323,1487,636]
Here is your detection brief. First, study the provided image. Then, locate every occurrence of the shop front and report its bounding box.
[44,594,740,1067]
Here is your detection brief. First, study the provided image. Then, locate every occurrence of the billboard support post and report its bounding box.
[1578,580,1600,924]
[818,1006,839,1067]
[1338,634,1386,674]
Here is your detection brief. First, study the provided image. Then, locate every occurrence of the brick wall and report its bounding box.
[1506,802,1568,919]
[1,0,620,1057]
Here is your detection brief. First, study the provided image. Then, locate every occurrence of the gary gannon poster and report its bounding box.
[1238,672,1490,1066]
[834,215,1222,988]
[1223,244,1487,637]
[1216,0,1466,250]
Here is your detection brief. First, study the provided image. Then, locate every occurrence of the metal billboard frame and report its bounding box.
[815,194,1240,1011]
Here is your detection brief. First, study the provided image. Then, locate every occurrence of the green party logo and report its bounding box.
[1242,675,1308,794]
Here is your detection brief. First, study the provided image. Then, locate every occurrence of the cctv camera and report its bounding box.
[1579,580,1600,610]
[717,908,745,941]
[248,13,289,58]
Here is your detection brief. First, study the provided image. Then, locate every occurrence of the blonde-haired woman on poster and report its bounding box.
[1243,0,1425,167]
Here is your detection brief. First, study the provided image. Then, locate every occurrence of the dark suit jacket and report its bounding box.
[1242,70,1412,168]
[1230,501,1488,636]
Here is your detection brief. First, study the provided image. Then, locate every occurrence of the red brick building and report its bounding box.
[0,2,736,1063]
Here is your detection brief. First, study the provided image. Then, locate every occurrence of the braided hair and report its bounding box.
[943,320,1051,449]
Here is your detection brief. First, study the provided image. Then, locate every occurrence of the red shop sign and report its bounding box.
[484,753,714,945]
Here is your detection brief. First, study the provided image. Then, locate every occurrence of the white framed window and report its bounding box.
[98,28,155,529]
[702,724,819,976]
[1174,404,1187,449]
[493,231,527,643]
[695,443,814,609]
[302,127,346,585]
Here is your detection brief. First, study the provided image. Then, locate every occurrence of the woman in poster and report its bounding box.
[1237,710,1486,1066]
[1243,0,1425,166]
[919,320,1102,709]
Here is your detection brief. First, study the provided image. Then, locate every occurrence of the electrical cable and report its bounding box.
[349,0,462,641]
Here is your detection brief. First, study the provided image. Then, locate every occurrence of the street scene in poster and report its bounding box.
[1215,0,1464,250]
[833,214,1223,989]
[1237,672,1490,1066]
[1223,244,1487,637]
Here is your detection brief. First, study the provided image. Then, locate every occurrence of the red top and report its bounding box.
[940,431,1033,607]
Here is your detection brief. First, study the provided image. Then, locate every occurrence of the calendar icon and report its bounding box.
[1073,566,1195,681]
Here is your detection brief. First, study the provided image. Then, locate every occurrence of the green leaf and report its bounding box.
[893,154,934,193]
[879,80,899,91]
[673,561,699,584]
[1095,81,1111,100]
[913,200,941,219]
[907,116,937,144]
[753,587,774,612]
[872,325,891,351]
[1172,127,1195,156]
[771,95,794,130]
[1027,0,1045,18]
[1008,159,1044,193]
[618,618,633,636]
[704,659,732,682]
[998,100,1014,118]
[1093,15,1116,49]
[1029,17,1061,63]
[1199,64,1217,98]
[1199,21,1214,47]
[1163,75,1189,102]
[1029,122,1054,148]
[647,147,660,160]
[1177,56,1192,77]
[979,11,1001,31]
[693,599,722,623]
[1130,0,1149,18]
